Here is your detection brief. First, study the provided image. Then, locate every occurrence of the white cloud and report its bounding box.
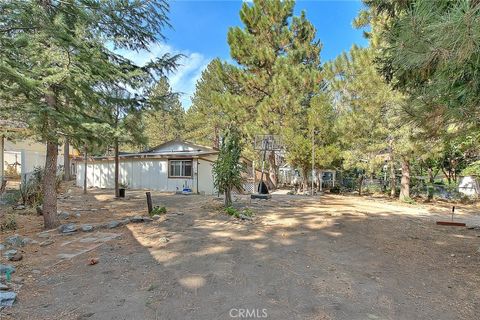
[116,44,211,109]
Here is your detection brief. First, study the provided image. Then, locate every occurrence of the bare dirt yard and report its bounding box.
[1,188,480,320]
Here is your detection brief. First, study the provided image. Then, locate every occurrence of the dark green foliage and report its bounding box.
[359,0,480,135]
[0,0,179,227]
[144,77,185,148]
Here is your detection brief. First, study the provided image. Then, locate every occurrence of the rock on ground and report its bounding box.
[0,265,15,274]
[2,250,17,260]
[130,216,144,223]
[5,235,26,247]
[39,240,55,247]
[106,221,120,229]
[0,283,10,291]
[57,211,70,220]
[0,291,16,307]
[3,250,22,261]
[58,223,77,234]
[81,225,94,232]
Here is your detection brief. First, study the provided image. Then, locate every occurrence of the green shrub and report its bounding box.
[225,206,240,218]
[461,161,480,177]
[0,190,21,205]
[225,207,255,219]
[402,196,416,205]
[150,206,167,216]
[242,208,254,217]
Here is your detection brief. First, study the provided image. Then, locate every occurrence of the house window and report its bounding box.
[169,160,192,178]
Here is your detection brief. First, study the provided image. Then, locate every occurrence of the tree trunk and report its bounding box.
[114,139,119,198]
[427,166,434,201]
[389,139,396,197]
[358,174,364,196]
[63,138,70,181]
[83,145,88,194]
[268,151,277,189]
[213,125,220,149]
[42,141,59,229]
[224,188,232,207]
[399,157,410,201]
[390,161,396,198]
[302,168,309,192]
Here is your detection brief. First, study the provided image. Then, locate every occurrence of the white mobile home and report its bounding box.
[75,139,253,195]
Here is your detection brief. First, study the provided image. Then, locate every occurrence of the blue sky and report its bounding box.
[127,0,368,108]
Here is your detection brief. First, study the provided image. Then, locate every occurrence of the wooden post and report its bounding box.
[146,192,153,214]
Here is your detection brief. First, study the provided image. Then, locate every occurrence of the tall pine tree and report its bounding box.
[0,0,178,228]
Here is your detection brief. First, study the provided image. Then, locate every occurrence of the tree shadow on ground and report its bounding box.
[8,192,480,320]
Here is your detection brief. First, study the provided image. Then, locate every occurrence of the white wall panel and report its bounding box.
[76,158,214,194]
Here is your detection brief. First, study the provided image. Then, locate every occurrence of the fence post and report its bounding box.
[146,192,153,214]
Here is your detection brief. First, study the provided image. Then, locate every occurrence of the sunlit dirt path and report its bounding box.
[4,190,480,320]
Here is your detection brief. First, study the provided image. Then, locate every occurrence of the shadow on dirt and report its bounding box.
[8,192,480,320]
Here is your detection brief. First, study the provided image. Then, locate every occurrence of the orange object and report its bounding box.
[89,258,99,265]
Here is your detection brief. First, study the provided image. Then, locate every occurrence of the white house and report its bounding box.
[1,120,75,182]
[75,139,254,195]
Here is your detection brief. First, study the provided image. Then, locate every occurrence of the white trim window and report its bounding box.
[169,159,193,178]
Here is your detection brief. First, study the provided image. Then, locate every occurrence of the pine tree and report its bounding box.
[144,77,185,148]
[186,59,244,149]
[225,0,322,187]
[358,0,480,136]
[325,46,427,200]
[0,0,178,228]
[284,94,341,192]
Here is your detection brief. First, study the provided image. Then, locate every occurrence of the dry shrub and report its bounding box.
[1,213,17,231]
[20,167,62,206]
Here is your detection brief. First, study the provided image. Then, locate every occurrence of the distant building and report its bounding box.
[1,119,77,182]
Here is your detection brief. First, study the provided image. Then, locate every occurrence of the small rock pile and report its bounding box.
[0,215,156,308]
[57,215,154,234]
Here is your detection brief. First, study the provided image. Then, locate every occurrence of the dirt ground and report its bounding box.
[1,187,480,320]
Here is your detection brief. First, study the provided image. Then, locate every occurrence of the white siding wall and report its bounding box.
[197,158,216,195]
[76,158,213,193]
[4,140,65,176]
